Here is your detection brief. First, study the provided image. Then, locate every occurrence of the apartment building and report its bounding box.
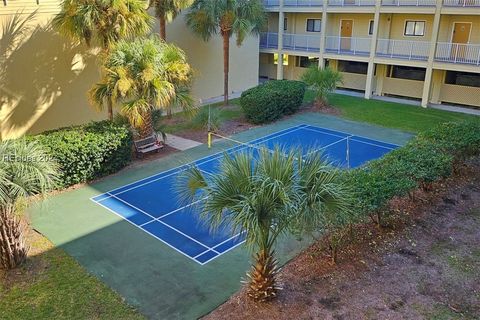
[260,0,480,108]
[0,1,259,139]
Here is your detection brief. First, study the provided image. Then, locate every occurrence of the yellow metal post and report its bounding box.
[208,132,212,149]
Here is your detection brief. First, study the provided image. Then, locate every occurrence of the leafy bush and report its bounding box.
[240,80,306,124]
[416,120,480,160]
[31,121,133,188]
[300,66,343,105]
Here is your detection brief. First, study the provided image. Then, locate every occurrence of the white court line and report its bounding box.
[304,135,353,158]
[349,137,397,150]
[211,231,246,251]
[92,125,306,202]
[198,236,248,265]
[93,198,207,265]
[108,193,218,253]
[303,124,402,147]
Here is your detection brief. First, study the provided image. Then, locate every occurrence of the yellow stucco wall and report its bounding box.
[386,13,435,41]
[327,14,374,37]
[437,15,480,44]
[0,4,259,139]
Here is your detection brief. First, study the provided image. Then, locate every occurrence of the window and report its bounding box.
[306,19,321,33]
[296,56,319,68]
[445,71,480,88]
[387,65,425,81]
[368,20,374,36]
[404,21,425,37]
[274,53,288,66]
[338,61,368,75]
[284,18,287,31]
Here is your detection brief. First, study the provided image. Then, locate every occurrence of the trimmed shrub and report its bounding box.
[240,80,306,124]
[31,121,133,188]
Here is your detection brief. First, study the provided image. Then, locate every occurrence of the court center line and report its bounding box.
[349,138,397,150]
[107,193,219,253]
[93,198,206,265]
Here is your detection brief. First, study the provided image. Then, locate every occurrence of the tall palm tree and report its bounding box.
[89,37,195,138]
[0,139,58,269]
[180,147,352,301]
[150,0,193,40]
[53,0,153,120]
[186,0,265,106]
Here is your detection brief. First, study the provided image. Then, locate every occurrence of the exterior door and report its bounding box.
[451,22,471,59]
[340,20,353,51]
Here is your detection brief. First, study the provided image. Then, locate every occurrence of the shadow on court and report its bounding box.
[29,113,413,319]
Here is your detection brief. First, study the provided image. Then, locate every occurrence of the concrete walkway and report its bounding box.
[166,134,202,151]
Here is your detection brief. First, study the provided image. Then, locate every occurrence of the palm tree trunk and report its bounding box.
[246,248,279,302]
[107,98,113,121]
[159,16,166,41]
[0,204,28,270]
[138,110,154,139]
[222,31,230,106]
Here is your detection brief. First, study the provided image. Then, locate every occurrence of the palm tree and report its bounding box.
[301,66,343,107]
[150,0,193,40]
[89,37,195,138]
[0,139,58,269]
[180,147,352,301]
[186,0,265,106]
[53,0,153,120]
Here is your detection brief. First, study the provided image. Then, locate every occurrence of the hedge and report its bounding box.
[31,121,133,188]
[240,80,306,124]
[343,120,480,224]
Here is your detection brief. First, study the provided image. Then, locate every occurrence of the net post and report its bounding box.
[346,136,350,169]
[208,131,212,149]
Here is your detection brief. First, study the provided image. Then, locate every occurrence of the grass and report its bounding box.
[304,91,477,133]
[0,234,144,320]
[164,98,242,134]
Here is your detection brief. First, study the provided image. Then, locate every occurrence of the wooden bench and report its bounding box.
[133,134,163,158]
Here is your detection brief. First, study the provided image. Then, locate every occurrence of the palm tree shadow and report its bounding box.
[0,12,103,139]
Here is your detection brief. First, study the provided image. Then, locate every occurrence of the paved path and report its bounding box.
[166,134,202,151]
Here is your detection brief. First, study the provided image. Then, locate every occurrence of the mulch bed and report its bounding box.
[205,157,480,319]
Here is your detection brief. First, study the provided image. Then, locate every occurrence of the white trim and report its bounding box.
[403,19,427,37]
[305,18,322,33]
[368,19,374,36]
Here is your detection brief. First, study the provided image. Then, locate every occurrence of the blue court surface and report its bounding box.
[91,124,398,265]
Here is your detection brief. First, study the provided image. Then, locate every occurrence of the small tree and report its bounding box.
[186,0,266,106]
[180,148,352,301]
[0,139,58,269]
[53,0,153,120]
[301,66,343,106]
[89,37,195,138]
[150,0,193,40]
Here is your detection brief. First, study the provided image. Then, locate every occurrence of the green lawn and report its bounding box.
[304,91,477,133]
[164,98,242,134]
[0,235,144,320]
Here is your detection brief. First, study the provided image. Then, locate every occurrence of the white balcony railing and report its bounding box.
[283,33,321,52]
[324,36,371,55]
[260,32,279,49]
[435,42,480,65]
[376,39,430,60]
[381,0,436,5]
[443,0,480,6]
[328,0,376,6]
[284,0,323,6]
[263,0,280,6]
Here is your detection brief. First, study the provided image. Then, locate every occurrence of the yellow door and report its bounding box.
[340,20,353,51]
[451,22,471,59]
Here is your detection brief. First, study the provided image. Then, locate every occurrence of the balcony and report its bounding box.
[381,0,436,6]
[283,33,322,52]
[435,42,480,65]
[260,33,279,49]
[325,36,371,56]
[328,0,376,6]
[443,0,480,6]
[263,0,280,6]
[284,0,323,6]
[376,39,430,61]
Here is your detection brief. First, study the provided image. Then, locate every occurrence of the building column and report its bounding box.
[421,2,442,108]
[318,1,329,69]
[364,0,382,99]
[276,0,285,80]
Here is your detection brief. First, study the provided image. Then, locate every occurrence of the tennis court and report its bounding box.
[91,124,398,265]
